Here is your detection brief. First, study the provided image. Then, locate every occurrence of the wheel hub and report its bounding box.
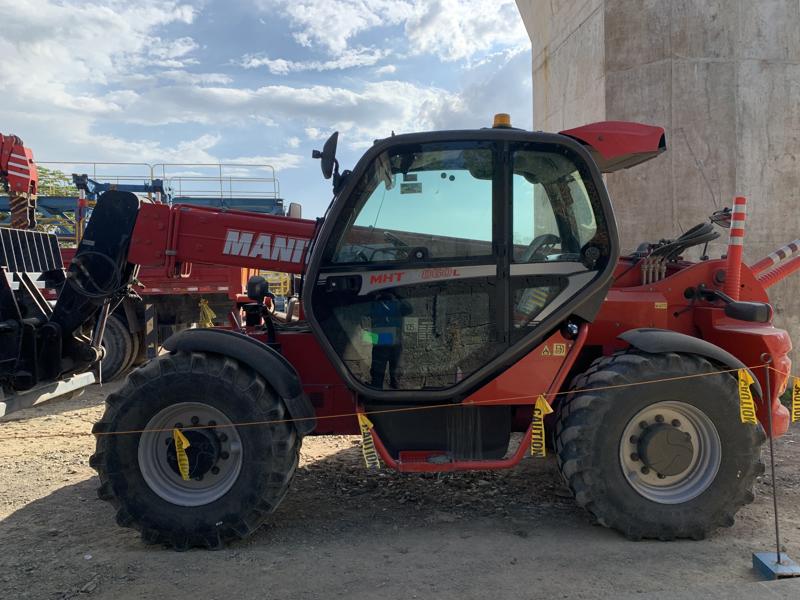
[637,423,694,477]
[619,401,722,504]
[138,402,243,507]
[166,429,221,480]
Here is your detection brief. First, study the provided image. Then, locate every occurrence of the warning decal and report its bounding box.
[357,413,381,470]
[737,369,758,425]
[172,428,192,481]
[530,395,554,457]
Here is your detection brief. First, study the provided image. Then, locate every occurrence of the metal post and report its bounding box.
[91,300,111,384]
[762,356,782,564]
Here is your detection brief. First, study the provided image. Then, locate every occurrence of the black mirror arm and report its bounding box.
[695,285,772,323]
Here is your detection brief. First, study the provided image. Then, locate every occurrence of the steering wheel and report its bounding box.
[519,233,561,262]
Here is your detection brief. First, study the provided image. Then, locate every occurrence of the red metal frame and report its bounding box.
[358,324,589,472]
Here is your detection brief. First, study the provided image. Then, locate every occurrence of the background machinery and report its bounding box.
[1,118,798,548]
[1,156,300,383]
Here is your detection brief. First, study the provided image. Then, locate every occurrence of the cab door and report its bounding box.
[307,140,505,394]
[305,130,618,401]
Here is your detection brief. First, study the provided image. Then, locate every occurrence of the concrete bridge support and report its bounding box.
[517,0,800,362]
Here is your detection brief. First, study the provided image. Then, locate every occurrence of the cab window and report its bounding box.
[511,150,599,263]
[331,143,494,264]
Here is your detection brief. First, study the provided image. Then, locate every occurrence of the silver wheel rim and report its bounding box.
[619,400,721,504]
[138,402,243,507]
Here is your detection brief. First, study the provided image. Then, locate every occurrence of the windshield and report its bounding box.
[332,142,494,263]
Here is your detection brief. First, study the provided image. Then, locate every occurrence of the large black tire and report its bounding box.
[100,315,134,381]
[554,351,765,540]
[90,351,300,550]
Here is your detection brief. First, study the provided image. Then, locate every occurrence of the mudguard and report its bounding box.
[618,328,763,399]
[162,328,316,436]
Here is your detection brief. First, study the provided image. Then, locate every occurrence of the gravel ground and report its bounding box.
[1,382,799,599]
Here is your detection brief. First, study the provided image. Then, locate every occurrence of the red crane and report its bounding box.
[0,133,38,229]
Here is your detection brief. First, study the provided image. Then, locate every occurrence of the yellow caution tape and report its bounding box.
[531,395,554,457]
[792,377,800,423]
[738,369,758,425]
[198,298,216,328]
[357,413,381,470]
[172,428,191,481]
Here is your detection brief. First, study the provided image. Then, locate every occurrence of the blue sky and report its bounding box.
[0,0,532,217]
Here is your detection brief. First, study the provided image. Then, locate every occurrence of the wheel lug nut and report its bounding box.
[220,451,229,460]
[639,421,648,430]
[208,420,217,427]
[657,473,666,480]
[655,415,664,423]
[211,466,220,475]
[641,466,650,474]
[195,474,203,481]
[629,435,639,444]
[671,419,681,427]
[219,433,228,442]
[630,453,640,462]
[191,416,199,425]
[175,422,183,429]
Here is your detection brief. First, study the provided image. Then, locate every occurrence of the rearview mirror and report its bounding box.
[312,132,339,180]
[724,300,772,323]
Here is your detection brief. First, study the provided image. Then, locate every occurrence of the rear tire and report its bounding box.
[554,351,765,540]
[100,315,134,381]
[90,351,300,550]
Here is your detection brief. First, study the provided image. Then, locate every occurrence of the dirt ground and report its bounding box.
[1,383,800,600]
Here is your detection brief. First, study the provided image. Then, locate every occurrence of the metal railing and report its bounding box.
[24,161,281,244]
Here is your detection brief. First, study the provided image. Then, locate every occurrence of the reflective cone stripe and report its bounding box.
[724,197,747,300]
[751,239,800,275]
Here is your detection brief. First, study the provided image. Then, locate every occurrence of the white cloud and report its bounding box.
[159,70,233,85]
[240,47,387,74]
[375,64,397,75]
[0,0,196,103]
[257,0,414,54]
[256,0,526,63]
[224,153,305,171]
[84,79,463,147]
[286,137,301,148]
[405,0,528,62]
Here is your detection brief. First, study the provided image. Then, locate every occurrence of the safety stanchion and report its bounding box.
[751,358,800,579]
[724,196,747,300]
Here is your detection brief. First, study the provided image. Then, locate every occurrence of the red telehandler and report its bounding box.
[2,117,797,549]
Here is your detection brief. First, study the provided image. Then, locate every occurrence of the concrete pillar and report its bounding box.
[517,0,800,361]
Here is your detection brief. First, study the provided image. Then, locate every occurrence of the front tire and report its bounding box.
[554,351,765,540]
[90,351,300,550]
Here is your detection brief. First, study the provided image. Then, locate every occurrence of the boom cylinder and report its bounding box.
[723,196,747,300]
[750,239,800,275]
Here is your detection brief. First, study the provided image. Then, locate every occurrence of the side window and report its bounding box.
[509,148,609,341]
[314,141,503,392]
[332,145,493,264]
[511,150,599,263]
